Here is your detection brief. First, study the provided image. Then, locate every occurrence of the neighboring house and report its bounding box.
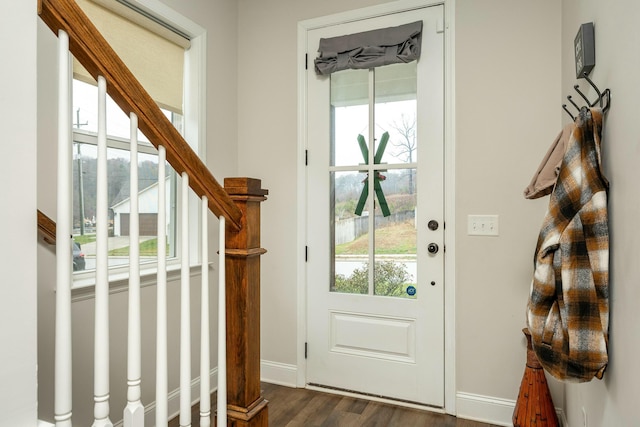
[5,0,640,426]
[111,176,171,237]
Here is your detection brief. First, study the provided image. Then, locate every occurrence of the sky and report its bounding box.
[333,99,418,168]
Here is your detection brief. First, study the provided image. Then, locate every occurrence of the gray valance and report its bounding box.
[314,21,423,75]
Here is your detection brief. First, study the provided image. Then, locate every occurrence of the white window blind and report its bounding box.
[73,0,188,114]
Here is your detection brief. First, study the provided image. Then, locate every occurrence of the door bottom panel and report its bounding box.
[330,311,416,362]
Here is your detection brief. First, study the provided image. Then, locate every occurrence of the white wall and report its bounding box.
[0,1,38,425]
[238,0,563,424]
[561,1,640,426]
[158,0,239,179]
[454,0,564,415]
[36,0,239,424]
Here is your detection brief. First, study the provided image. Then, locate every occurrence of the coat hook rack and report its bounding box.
[562,72,610,120]
[573,84,591,106]
[562,104,575,121]
[567,95,580,112]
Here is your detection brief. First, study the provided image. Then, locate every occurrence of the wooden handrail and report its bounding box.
[38,209,57,245]
[38,0,243,231]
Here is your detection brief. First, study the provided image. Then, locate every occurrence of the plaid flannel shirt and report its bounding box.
[527,108,609,382]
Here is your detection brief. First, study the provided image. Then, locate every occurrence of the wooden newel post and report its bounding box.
[223,178,269,427]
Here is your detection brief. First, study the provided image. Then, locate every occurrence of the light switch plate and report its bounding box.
[467,215,499,236]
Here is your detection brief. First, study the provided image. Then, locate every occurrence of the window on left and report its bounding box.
[68,0,190,276]
[71,79,180,272]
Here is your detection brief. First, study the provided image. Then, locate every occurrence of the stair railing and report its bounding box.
[38,0,268,426]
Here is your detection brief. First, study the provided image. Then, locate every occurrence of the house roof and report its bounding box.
[110,175,170,211]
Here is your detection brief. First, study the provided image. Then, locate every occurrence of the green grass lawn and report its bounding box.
[335,221,417,255]
[108,238,169,256]
[73,234,96,245]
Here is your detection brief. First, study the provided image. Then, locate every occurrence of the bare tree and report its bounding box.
[389,113,417,194]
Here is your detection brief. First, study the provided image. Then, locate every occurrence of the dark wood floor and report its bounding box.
[170,382,499,427]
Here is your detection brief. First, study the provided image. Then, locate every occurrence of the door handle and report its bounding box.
[427,243,439,254]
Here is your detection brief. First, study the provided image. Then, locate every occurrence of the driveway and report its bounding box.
[80,236,156,256]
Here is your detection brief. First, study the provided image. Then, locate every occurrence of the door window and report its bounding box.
[330,62,418,298]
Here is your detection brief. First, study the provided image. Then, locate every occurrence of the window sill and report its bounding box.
[70,262,213,302]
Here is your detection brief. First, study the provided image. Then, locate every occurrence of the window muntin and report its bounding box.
[330,63,418,299]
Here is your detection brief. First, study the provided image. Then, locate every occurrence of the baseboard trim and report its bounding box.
[113,367,218,427]
[260,359,298,387]
[106,360,293,427]
[456,392,566,427]
[456,392,515,426]
[560,409,568,427]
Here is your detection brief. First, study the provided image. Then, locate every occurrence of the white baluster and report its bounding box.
[180,172,191,427]
[55,29,73,427]
[217,216,227,427]
[200,197,211,427]
[156,146,168,426]
[124,113,144,426]
[93,75,113,427]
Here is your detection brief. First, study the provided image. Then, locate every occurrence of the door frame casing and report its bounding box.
[296,0,456,415]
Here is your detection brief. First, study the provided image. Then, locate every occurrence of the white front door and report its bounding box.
[305,5,445,407]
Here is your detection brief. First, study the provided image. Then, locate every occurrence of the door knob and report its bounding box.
[427,243,439,254]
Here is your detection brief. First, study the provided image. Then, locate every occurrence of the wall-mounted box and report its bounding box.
[575,22,595,78]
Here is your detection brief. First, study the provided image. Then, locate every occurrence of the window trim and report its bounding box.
[69,0,208,291]
[72,263,210,301]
